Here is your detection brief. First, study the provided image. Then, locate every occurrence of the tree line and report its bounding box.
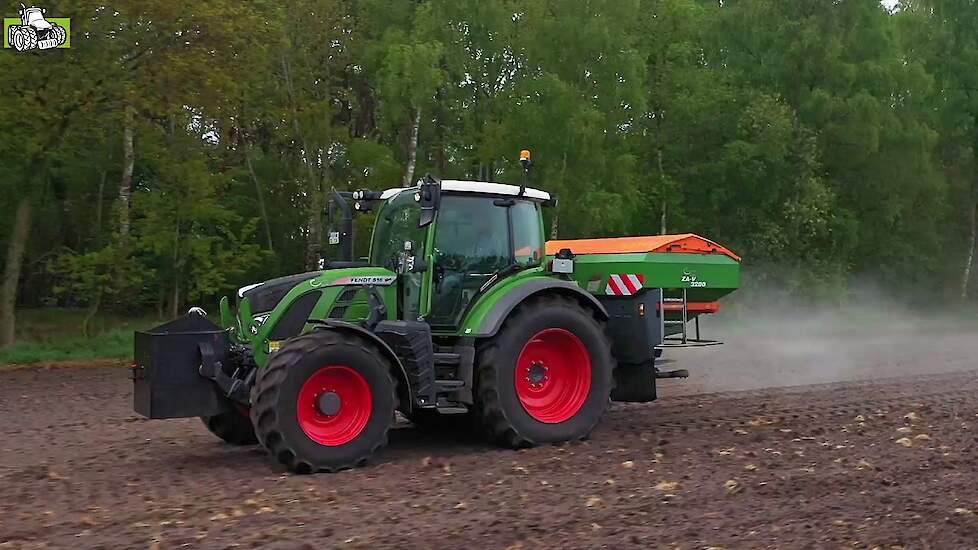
[1,0,975,345]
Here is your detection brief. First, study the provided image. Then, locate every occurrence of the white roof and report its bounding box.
[379,179,551,201]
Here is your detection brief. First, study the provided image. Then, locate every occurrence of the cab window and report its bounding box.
[369,191,424,269]
[429,196,543,327]
[512,200,543,266]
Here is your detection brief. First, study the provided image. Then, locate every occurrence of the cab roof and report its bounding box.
[380,180,551,201]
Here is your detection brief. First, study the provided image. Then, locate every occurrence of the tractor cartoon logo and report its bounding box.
[4,4,69,51]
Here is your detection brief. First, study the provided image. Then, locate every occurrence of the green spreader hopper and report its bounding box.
[546,233,741,346]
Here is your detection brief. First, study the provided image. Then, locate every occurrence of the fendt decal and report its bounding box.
[331,275,396,286]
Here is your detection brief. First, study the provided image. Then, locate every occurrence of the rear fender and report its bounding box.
[461,275,609,338]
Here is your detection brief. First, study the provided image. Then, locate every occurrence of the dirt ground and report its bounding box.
[2,323,978,549]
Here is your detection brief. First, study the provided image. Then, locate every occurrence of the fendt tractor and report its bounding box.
[132,152,741,473]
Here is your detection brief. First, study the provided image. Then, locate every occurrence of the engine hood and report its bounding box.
[238,271,324,314]
[237,267,398,316]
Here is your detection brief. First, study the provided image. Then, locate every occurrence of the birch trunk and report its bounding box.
[281,53,323,270]
[245,148,274,252]
[0,199,32,347]
[402,107,421,187]
[551,153,568,239]
[119,105,135,239]
[658,147,667,235]
[961,200,977,300]
[170,224,181,319]
[94,169,106,245]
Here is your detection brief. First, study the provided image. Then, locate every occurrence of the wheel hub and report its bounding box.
[296,365,372,446]
[317,391,342,416]
[514,328,592,424]
[526,362,549,388]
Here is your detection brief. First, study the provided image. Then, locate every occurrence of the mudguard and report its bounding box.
[465,277,609,338]
[309,319,414,413]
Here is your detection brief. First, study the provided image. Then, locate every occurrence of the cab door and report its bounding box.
[368,191,430,322]
[428,196,544,329]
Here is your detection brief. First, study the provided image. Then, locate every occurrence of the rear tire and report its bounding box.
[200,409,258,446]
[250,330,396,473]
[51,25,66,46]
[475,294,614,448]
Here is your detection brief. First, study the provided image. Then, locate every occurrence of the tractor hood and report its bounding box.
[238,271,324,314]
[237,267,398,314]
[230,266,398,343]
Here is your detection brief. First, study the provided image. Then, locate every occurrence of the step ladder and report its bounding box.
[657,288,722,348]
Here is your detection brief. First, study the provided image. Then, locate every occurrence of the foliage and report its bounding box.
[2,0,978,337]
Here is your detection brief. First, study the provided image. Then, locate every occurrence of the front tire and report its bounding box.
[250,330,396,473]
[475,294,614,448]
[13,26,37,51]
[200,409,258,446]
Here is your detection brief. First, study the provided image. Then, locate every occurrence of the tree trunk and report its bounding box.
[170,282,180,319]
[0,199,32,347]
[657,147,667,235]
[170,224,181,319]
[551,152,568,239]
[119,105,135,239]
[94,169,106,245]
[306,173,325,270]
[961,200,977,300]
[82,291,102,339]
[402,107,421,187]
[281,53,324,270]
[245,148,274,252]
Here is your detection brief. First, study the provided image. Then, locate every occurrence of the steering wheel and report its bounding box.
[436,253,466,272]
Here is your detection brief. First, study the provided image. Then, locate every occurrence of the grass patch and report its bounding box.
[1,308,162,365]
[0,329,134,364]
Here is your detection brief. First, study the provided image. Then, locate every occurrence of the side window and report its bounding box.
[369,192,424,269]
[512,201,543,266]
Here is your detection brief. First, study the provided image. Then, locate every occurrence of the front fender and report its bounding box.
[309,320,414,413]
[460,274,608,338]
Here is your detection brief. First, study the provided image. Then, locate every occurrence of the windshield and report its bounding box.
[369,190,425,269]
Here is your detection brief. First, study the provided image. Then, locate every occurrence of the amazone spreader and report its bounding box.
[132,169,740,473]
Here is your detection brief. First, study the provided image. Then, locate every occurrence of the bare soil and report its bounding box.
[2,325,977,549]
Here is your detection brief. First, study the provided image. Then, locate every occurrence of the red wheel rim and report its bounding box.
[296,365,372,446]
[514,328,592,423]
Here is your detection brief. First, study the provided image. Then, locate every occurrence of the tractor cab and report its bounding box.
[361,178,550,329]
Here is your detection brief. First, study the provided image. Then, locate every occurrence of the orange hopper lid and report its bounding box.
[545,233,741,262]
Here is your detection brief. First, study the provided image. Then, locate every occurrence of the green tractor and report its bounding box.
[133,156,741,473]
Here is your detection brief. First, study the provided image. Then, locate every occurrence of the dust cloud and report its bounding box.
[659,289,978,395]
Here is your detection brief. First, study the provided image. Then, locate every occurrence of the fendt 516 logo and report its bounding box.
[3,4,69,51]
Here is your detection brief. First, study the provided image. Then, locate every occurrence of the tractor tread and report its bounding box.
[200,410,258,446]
[474,294,616,448]
[249,330,396,473]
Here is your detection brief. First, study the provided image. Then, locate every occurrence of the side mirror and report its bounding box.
[417,174,441,227]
